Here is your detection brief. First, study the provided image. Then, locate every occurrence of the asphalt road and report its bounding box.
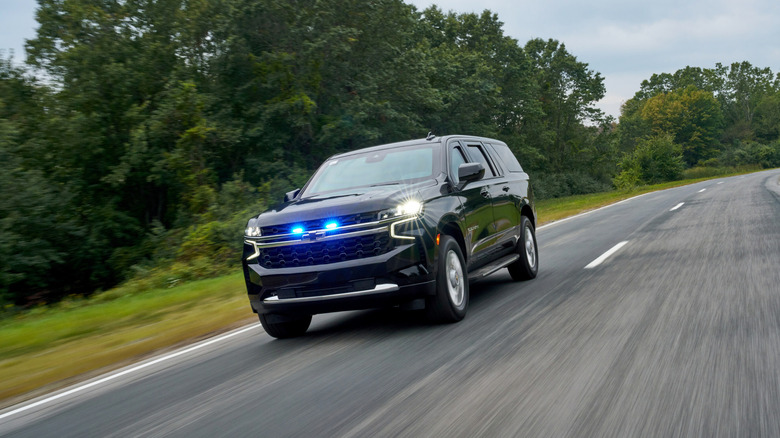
[2,169,780,437]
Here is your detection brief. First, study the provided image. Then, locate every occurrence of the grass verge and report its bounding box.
[535,171,756,225]
[0,274,252,406]
[0,168,765,406]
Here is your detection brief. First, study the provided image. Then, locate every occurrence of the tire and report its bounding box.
[259,313,312,339]
[426,235,469,323]
[508,216,538,281]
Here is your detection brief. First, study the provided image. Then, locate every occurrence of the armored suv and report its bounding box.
[242,135,538,338]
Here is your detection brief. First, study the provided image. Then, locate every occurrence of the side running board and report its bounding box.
[472,254,520,279]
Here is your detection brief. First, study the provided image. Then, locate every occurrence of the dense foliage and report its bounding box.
[1,0,777,306]
[616,63,780,185]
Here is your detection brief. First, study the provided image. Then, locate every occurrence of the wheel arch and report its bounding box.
[520,203,536,228]
[439,220,467,263]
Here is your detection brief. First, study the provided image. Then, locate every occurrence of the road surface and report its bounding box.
[2,169,780,437]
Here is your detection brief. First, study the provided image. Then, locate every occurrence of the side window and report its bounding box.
[450,147,467,183]
[466,144,496,178]
[488,143,523,173]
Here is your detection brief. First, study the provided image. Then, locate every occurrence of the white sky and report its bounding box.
[0,1,37,63]
[2,0,779,118]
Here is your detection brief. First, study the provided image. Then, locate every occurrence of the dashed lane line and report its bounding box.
[584,241,629,269]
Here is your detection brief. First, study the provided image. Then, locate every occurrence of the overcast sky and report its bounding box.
[2,0,779,118]
[408,0,780,117]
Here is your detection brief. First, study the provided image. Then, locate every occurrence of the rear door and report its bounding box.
[486,141,532,223]
[463,142,517,258]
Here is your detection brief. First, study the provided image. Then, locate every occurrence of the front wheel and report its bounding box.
[426,235,469,323]
[259,313,312,339]
[508,216,538,281]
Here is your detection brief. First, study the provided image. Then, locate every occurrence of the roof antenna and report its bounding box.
[426,131,435,141]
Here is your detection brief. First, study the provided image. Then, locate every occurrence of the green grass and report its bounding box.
[0,167,765,406]
[0,274,252,404]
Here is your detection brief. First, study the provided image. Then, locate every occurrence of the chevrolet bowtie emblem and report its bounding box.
[302,231,325,241]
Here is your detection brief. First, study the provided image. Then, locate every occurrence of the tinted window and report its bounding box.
[466,145,496,178]
[450,147,467,183]
[489,143,523,172]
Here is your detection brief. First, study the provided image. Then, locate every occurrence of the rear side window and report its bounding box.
[489,143,523,173]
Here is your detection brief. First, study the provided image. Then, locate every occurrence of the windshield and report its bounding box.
[302,143,440,198]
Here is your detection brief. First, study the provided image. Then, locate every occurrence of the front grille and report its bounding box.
[257,233,391,269]
[261,212,378,237]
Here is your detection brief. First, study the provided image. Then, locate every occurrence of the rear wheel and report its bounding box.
[508,216,538,281]
[259,313,312,339]
[426,235,469,323]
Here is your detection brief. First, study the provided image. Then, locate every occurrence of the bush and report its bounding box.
[718,140,780,169]
[681,166,731,179]
[613,135,684,189]
[613,165,641,191]
[773,140,780,167]
[681,164,762,180]
[532,171,613,199]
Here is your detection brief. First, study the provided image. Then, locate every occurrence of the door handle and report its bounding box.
[480,188,490,198]
[502,186,510,192]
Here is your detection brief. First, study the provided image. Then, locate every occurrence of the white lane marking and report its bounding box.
[538,192,654,230]
[585,241,629,269]
[0,324,261,421]
[670,202,684,211]
[698,188,706,193]
[717,182,724,185]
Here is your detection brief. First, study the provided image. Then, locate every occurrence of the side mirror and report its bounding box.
[284,188,301,203]
[457,163,485,187]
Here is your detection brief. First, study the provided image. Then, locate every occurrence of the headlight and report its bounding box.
[398,200,422,216]
[245,226,261,237]
[245,219,261,237]
[378,200,423,220]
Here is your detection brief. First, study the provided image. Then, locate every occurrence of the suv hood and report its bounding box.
[252,183,433,228]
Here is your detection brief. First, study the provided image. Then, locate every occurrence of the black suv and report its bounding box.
[242,135,538,338]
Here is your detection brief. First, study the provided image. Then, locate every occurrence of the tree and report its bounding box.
[722,61,775,125]
[417,7,540,162]
[522,38,606,172]
[718,61,776,144]
[754,92,780,142]
[0,100,86,305]
[634,66,724,101]
[640,86,723,166]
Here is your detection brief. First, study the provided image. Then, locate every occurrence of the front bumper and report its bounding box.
[242,239,435,315]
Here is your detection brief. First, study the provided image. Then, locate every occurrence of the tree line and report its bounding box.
[1,0,778,307]
[615,63,780,186]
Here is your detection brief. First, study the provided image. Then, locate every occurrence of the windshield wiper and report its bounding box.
[306,192,364,200]
[369,182,400,187]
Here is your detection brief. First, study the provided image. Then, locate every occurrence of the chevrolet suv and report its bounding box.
[242,135,538,338]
